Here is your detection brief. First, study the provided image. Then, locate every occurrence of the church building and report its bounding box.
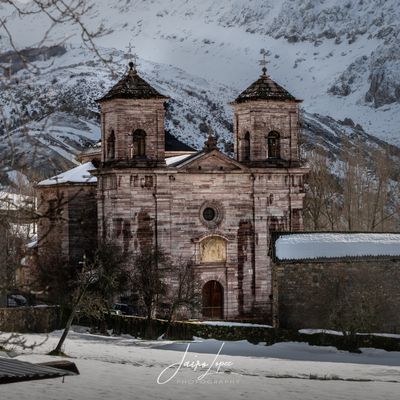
[37,61,308,321]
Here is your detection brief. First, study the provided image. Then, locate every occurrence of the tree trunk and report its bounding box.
[164,304,176,339]
[50,289,86,355]
[0,290,7,308]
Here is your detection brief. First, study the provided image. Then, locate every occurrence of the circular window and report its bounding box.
[203,207,216,221]
[200,202,224,228]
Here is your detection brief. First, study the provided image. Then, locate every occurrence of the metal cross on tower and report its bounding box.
[259,49,270,76]
[125,41,138,72]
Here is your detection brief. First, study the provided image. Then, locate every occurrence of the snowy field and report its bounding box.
[1,327,400,400]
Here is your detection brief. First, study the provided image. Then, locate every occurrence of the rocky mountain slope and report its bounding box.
[0,0,399,186]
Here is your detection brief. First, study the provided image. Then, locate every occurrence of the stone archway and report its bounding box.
[202,280,224,319]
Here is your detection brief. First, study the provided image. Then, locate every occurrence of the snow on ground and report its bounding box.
[1,327,400,399]
[276,233,400,260]
[200,320,272,328]
[299,329,400,339]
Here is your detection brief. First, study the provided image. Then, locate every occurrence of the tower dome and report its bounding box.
[97,62,168,102]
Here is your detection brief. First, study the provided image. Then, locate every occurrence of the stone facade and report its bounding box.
[37,184,97,267]
[100,98,167,166]
[233,101,301,165]
[37,65,308,321]
[274,258,400,332]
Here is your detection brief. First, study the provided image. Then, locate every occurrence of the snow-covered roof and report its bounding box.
[275,233,400,260]
[165,154,194,166]
[38,162,97,186]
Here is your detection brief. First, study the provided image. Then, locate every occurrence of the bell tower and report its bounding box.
[231,58,302,167]
[97,62,169,167]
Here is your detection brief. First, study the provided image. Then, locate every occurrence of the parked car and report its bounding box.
[7,294,28,307]
[110,309,122,316]
[111,303,136,315]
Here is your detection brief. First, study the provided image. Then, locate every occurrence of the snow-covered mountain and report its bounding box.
[1,0,400,183]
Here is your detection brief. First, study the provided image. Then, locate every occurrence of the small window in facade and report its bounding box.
[131,129,146,157]
[243,131,250,161]
[267,131,280,159]
[48,199,59,220]
[107,130,115,160]
[203,207,216,221]
[199,201,224,228]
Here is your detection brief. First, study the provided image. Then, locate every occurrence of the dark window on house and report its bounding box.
[267,131,280,159]
[243,131,250,161]
[132,129,146,157]
[113,218,123,238]
[144,175,153,188]
[48,199,59,220]
[107,130,115,160]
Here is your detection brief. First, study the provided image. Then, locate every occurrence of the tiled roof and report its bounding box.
[235,73,297,103]
[98,63,168,102]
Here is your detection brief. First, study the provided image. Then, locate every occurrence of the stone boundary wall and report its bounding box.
[103,315,400,352]
[274,258,400,332]
[0,306,61,333]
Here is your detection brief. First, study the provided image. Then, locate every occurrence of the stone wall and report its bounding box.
[232,101,300,163]
[37,184,97,266]
[97,163,306,321]
[100,99,166,165]
[274,258,400,332]
[0,306,61,333]
[67,185,98,266]
[104,315,400,352]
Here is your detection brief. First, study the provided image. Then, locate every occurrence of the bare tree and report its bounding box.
[163,257,201,337]
[304,139,400,232]
[129,247,168,324]
[339,141,398,232]
[0,331,47,355]
[304,149,342,230]
[49,254,98,355]
[1,1,112,73]
[49,241,129,355]
[0,0,115,309]
[0,183,36,307]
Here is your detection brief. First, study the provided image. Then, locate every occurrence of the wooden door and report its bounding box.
[202,281,223,319]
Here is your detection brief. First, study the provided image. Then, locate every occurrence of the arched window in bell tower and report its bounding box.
[267,131,280,159]
[107,130,115,160]
[243,131,250,161]
[131,129,146,158]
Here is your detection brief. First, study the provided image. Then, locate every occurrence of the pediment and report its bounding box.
[177,150,248,172]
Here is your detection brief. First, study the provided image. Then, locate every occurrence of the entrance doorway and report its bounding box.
[202,280,224,319]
